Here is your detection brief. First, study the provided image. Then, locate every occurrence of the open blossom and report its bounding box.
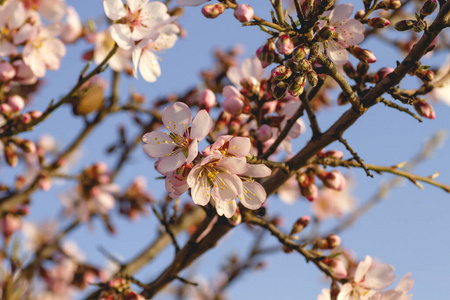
[318,4,365,65]
[377,273,414,300]
[103,0,173,51]
[22,0,66,21]
[312,185,355,220]
[94,31,132,73]
[0,0,29,56]
[143,102,213,174]
[23,23,66,78]
[337,256,396,300]
[187,136,271,217]
[132,22,179,82]
[227,57,265,90]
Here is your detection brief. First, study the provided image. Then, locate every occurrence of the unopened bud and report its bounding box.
[288,75,306,96]
[199,89,216,111]
[17,139,36,154]
[325,150,344,159]
[256,41,276,68]
[0,61,16,81]
[292,44,310,61]
[374,67,394,82]
[352,46,376,63]
[343,62,356,79]
[4,143,18,167]
[420,0,437,16]
[228,207,242,226]
[234,4,254,22]
[298,59,311,71]
[324,258,347,279]
[354,9,365,20]
[317,234,341,249]
[414,100,435,119]
[256,124,272,142]
[301,184,318,202]
[306,69,318,87]
[395,19,414,31]
[201,3,225,18]
[317,26,335,41]
[20,113,32,124]
[275,34,294,55]
[390,0,402,9]
[367,17,390,28]
[357,62,369,76]
[337,92,349,106]
[322,170,346,190]
[271,65,292,80]
[290,215,310,235]
[271,81,288,99]
[38,171,52,191]
[413,19,426,32]
[29,110,43,120]
[223,95,244,115]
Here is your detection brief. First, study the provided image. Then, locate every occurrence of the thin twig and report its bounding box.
[150,204,180,252]
[338,136,373,178]
[380,98,422,122]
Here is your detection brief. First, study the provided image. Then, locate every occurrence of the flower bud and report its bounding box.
[8,95,25,113]
[271,81,288,99]
[202,3,225,19]
[343,62,356,79]
[367,18,390,28]
[223,95,244,115]
[0,103,13,117]
[414,100,435,119]
[38,171,52,191]
[298,59,311,72]
[324,258,347,279]
[0,61,16,81]
[317,234,341,249]
[394,19,414,31]
[351,46,376,64]
[288,75,306,96]
[199,89,216,111]
[271,65,292,80]
[413,19,426,32]
[292,44,310,61]
[20,113,32,124]
[301,184,318,202]
[322,170,346,190]
[337,92,349,106]
[420,0,437,16]
[374,67,394,82]
[357,62,369,76]
[306,69,318,87]
[17,139,36,154]
[325,150,344,159]
[30,110,43,120]
[4,143,18,167]
[257,124,272,142]
[275,34,294,55]
[354,9,365,20]
[234,4,254,22]
[290,215,310,235]
[256,41,276,68]
[389,0,402,9]
[317,26,335,41]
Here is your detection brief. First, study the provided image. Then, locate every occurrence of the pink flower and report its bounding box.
[143,102,213,174]
[199,88,216,111]
[222,85,245,115]
[337,256,396,300]
[0,0,28,56]
[23,0,66,21]
[227,57,265,90]
[94,31,132,73]
[312,186,355,220]
[103,0,172,51]
[61,6,82,44]
[278,100,306,154]
[378,273,414,300]
[318,4,365,65]
[23,23,66,78]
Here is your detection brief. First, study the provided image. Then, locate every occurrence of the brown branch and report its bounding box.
[338,136,373,177]
[380,98,422,122]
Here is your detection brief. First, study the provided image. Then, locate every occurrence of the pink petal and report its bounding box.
[329,4,353,24]
[239,181,266,209]
[162,102,192,136]
[186,139,198,165]
[127,0,147,12]
[142,131,175,157]
[190,110,213,140]
[216,157,248,174]
[139,50,161,82]
[241,57,264,81]
[240,164,272,178]
[395,273,414,293]
[364,263,396,290]
[212,173,242,202]
[227,137,251,157]
[222,85,241,98]
[327,42,349,65]
[0,41,16,56]
[109,24,133,50]
[187,164,202,188]
[103,0,127,21]
[157,151,186,174]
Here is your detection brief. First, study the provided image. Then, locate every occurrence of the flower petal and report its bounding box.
[109,24,133,50]
[329,3,353,24]
[103,0,127,20]
[365,263,396,290]
[139,49,161,82]
[157,151,186,174]
[355,255,372,283]
[227,137,251,157]
[212,173,242,202]
[162,102,192,136]
[240,164,272,178]
[215,199,237,218]
[190,110,213,140]
[191,172,211,206]
[239,181,266,209]
[186,139,198,165]
[216,157,248,174]
[142,131,175,158]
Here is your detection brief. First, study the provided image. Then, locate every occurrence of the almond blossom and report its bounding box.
[94,31,132,73]
[0,0,29,56]
[317,4,365,65]
[22,0,66,21]
[337,256,396,300]
[103,0,172,51]
[143,102,213,174]
[227,57,265,90]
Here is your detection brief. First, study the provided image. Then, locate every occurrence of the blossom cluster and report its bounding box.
[143,102,271,218]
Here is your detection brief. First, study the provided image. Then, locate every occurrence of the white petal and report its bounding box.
[240,164,272,178]
[329,4,353,24]
[190,110,213,140]
[216,157,248,174]
[215,199,237,218]
[127,0,148,12]
[138,49,161,82]
[227,136,251,157]
[365,264,396,290]
[239,181,266,209]
[355,256,372,283]
[157,151,186,174]
[132,47,142,79]
[327,42,349,65]
[212,173,242,202]
[186,139,198,165]
[109,24,133,50]
[191,173,211,206]
[103,0,127,20]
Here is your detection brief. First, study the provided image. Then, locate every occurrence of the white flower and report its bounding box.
[227,57,266,89]
[94,31,132,73]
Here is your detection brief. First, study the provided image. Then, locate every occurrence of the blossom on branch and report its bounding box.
[317,4,365,65]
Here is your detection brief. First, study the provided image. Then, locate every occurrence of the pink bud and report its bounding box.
[324,258,347,279]
[39,172,52,191]
[257,124,272,142]
[199,89,216,111]
[256,41,276,68]
[354,9,365,20]
[12,60,37,85]
[0,104,13,115]
[374,67,394,82]
[367,17,391,28]
[29,110,43,120]
[223,95,244,115]
[323,171,346,191]
[234,4,254,22]
[317,234,341,249]
[21,113,32,124]
[290,215,311,235]
[0,61,16,81]
[414,100,435,119]
[276,34,294,55]
[301,184,318,202]
[7,95,25,113]
[228,207,242,226]
[202,3,225,18]
[325,150,344,159]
